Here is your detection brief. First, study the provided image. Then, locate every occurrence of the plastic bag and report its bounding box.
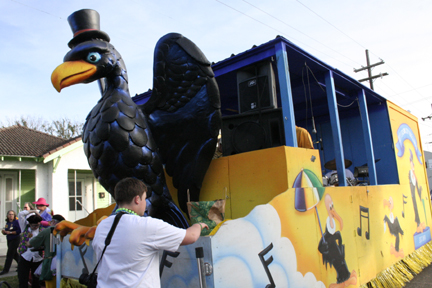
[187,199,225,236]
[34,262,42,276]
[51,256,57,276]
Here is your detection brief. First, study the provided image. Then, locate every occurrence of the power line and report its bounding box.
[215,0,287,36]
[215,0,361,70]
[391,83,432,97]
[293,0,427,107]
[241,0,361,66]
[16,0,428,116]
[295,0,366,50]
[216,0,430,110]
[385,63,427,99]
[216,0,432,141]
[9,0,63,19]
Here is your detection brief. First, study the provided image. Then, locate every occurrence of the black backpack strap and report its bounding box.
[104,212,125,246]
[91,212,125,274]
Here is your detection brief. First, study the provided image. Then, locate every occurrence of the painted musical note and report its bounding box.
[402,194,408,218]
[258,243,276,288]
[159,250,180,277]
[357,206,370,240]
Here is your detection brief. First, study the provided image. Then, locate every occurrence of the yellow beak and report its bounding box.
[51,60,97,92]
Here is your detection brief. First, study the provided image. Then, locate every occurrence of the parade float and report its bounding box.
[50,9,431,288]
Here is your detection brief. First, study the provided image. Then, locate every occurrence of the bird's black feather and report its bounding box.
[143,33,221,213]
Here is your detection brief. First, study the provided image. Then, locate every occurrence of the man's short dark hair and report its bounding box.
[27,214,43,224]
[52,214,65,222]
[114,178,147,205]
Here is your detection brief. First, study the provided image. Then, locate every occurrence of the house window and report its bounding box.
[69,181,83,211]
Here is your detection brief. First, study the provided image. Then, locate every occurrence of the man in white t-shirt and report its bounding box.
[92,178,208,288]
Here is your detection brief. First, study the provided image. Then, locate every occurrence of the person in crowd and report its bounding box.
[296,126,314,149]
[325,169,355,185]
[19,203,38,231]
[18,214,44,288]
[92,177,208,288]
[30,214,65,288]
[23,202,34,211]
[0,210,21,275]
[33,198,52,224]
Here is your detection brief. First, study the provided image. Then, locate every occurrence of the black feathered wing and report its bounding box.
[82,84,189,228]
[143,33,221,213]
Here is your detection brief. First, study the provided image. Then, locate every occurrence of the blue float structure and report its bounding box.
[136,35,432,288]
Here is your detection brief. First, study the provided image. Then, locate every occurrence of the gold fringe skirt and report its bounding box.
[360,241,432,288]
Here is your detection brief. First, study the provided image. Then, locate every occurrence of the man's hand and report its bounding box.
[181,223,209,245]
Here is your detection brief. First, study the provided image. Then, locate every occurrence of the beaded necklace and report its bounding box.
[115,207,139,216]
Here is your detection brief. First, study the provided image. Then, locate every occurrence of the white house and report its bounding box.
[0,125,111,253]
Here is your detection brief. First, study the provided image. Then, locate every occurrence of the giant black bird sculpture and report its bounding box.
[51,9,221,228]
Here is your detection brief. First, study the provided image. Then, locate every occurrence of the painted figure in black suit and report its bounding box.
[318,194,357,288]
[408,149,425,233]
[383,196,404,257]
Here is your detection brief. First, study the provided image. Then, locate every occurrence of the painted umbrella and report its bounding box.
[293,169,326,240]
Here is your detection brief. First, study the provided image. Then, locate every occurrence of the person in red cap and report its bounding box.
[32,198,52,224]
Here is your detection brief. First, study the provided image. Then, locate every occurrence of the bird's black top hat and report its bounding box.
[67,9,110,48]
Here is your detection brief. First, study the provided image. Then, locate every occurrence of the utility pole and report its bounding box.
[422,104,432,121]
[354,49,388,90]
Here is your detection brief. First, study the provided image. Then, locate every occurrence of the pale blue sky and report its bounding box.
[2,0,432,147]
